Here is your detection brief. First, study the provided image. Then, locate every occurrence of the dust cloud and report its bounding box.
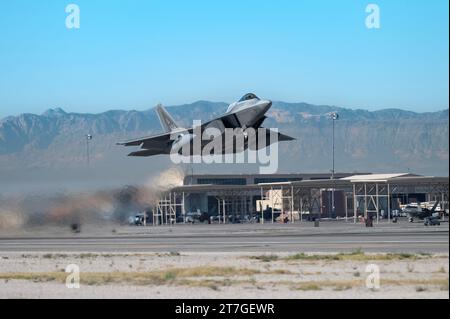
[0,167,185,231]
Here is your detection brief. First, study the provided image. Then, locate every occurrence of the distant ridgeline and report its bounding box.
[0,102,448,176]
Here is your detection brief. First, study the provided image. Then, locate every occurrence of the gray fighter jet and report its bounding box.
[117,93,294,156]
[405,201,442,223]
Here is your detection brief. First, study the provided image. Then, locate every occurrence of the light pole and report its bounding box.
[86,134,92,167]
[330,112,339,218]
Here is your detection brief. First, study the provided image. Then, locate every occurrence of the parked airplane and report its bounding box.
[404,201,441,222]
[117,93,294,156]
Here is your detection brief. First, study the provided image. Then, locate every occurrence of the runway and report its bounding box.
[0,220,448,253]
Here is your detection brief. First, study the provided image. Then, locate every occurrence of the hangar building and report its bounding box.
[152,173,449,224]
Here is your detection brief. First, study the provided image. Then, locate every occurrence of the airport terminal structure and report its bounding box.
[152,173,449,225]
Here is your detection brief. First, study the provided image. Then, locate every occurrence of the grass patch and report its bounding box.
[163,271,177,282]
[156,252,181,257]
[40,253,118,259]
[42,253,70,259]
[282,250,424,262]
[0,267,446,291]
[249,255,279,262]
[169,251,180,256]
[333,285,352,291]
[382,278,449,286]
[434,266,446,274]
[79,253,107,259]
[289,280,361,291]
[173,266,260,277]
[295,283,322,291]
[177,278,242,288]
[36,252,169,260]
[348,248,364,255]
[269,269,293,275]
[0,266,261,286]
[394,253,416,260]
[285,253,340,261]
[0,272,67,283]
[289,277,450,291]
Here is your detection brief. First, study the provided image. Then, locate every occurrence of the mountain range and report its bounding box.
[0,101,448,193]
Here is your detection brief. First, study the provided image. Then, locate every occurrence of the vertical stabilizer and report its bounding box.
[155,104,179,132]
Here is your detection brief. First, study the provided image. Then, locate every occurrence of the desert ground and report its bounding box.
[0,221,448,298]
[0,251,448,298]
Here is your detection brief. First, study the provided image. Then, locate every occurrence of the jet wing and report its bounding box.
[127,149,167,156]
[117,111,291,156]
[118,113,239,145]
[117,132,171,149]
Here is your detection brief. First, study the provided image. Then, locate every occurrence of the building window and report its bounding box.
[197,178,247,185]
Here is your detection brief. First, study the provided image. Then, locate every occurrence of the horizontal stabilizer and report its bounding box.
[128,149,165,156]
[278,132,295,141]
[246,128,295,151]
[116,140,142,147]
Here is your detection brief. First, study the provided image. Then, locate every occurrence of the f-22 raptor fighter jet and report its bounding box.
[117,93,294,156]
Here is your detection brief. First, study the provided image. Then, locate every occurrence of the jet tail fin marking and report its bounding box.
[155,104,179,132]
[431,200,440,212]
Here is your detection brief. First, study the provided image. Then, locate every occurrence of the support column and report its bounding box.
[291,185,294,223]
[353,184,357,223]
[376,184,379,224]
[173,192,176,225]
[260,187,264,224]
[217,198,221,224]
[182,192,186,224]
[222,198,226,224]
[364,183,368,220]
[271,186,274,223]
[387,184,391,224]
[299,197,303,222]
[345,194,348,222]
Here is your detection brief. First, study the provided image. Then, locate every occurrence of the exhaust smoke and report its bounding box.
[0,167,185,231]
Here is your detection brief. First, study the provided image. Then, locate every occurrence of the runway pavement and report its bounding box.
[0,220,448,253]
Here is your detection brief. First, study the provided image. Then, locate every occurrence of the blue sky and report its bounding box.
[0,0,448,117]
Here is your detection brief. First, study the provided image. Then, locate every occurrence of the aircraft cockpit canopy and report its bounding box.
[238,93,259,102]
